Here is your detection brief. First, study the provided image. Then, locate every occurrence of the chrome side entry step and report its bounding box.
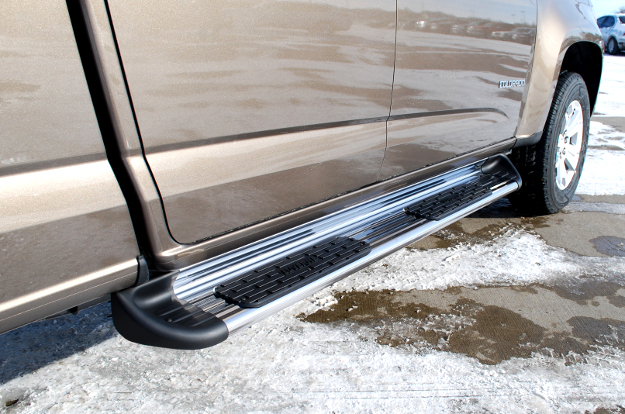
[112,155,521,349]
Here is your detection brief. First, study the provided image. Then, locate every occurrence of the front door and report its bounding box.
[380,0,537,179]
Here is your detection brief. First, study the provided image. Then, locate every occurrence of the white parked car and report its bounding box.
[597,14,625,55]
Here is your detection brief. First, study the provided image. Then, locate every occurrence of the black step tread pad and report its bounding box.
[214,237,371,308]
[404,173,509,221]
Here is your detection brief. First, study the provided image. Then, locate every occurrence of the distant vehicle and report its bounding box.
[414,19,427,29]
[451,20,484,35]
[408,16,455,33]
[510,27,536,44]
[492,27,536,44]
[491,29,509,39]
[427,18,456,33]
[466,22,512,38]
[597,14,625,54]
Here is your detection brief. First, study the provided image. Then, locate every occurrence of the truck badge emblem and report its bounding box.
[499,80,526,88]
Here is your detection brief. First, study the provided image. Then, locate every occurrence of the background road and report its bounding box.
[1,56,624,414]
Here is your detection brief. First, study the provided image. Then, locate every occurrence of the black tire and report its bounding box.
[607,38,620,55]
[508,72,590,215]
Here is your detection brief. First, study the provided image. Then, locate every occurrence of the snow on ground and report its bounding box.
[2,229,625,413]
[593,55,625,118]
[576,121,625,195]
[296,227,625,315]
[576,55,625,196]
[589,121,625,150]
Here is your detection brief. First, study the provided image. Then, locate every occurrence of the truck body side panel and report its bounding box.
[515,0,602,142]
[0,0,139,333]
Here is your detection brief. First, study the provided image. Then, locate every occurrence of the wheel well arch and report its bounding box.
[560,41,603,114]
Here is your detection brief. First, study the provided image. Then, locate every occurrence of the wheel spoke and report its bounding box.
[556,159,568,188]
[555,100,584,190]
[565,141,580,157]
[567,114,582,142]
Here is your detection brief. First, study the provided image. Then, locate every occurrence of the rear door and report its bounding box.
[380,0,537,179]
[107,0,396,243]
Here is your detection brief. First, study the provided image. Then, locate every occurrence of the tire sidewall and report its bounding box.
[544,74,590,211]
[608,38,619,55]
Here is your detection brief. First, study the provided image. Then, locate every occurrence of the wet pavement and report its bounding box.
[303,282,625,365]
[410,195,625,259]
[300,189,625,367]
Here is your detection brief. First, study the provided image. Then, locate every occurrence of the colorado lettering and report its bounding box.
[499,79,526,88]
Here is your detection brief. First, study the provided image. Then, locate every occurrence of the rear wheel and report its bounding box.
[607,37,620,55]
[508,72,590,215]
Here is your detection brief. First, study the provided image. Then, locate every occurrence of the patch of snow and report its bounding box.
[593,55,625,117]
[575,55,625,196]
[577,148,625,195]
[2,229,625,413]
[2,298,625,413]
[576,121,625,196]
[589,121,625,149]
[296,228,625,313]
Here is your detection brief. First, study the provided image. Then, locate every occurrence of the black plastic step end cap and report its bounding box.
[111,274,229,350]
[481,154,522,188]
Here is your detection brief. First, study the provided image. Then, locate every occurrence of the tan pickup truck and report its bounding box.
[0,0,602,349]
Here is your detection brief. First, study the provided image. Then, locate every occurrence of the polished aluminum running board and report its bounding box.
[112,155,521,349]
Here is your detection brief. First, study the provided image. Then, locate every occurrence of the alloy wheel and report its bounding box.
[555,100,584,190]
